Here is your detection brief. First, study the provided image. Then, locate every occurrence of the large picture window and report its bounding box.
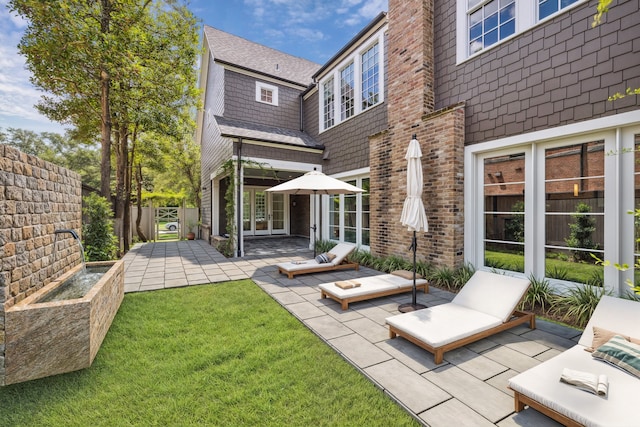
[483,153,525,273]
[318,26,385,131]
[544,142,604,284]
[466,115,640,295]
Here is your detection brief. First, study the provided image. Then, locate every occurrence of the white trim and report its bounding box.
[238,157,321,173]
[330,167,370,179]
[255,81,279,106]
[221,63,308,90]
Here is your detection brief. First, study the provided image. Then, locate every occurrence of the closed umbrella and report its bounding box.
[266,170,363,256]
[398,134,429,312]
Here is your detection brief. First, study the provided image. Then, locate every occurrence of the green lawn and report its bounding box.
[485,250,604,284]
[0,281,418,426]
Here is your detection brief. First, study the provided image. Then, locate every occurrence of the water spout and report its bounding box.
[54,229,86,269]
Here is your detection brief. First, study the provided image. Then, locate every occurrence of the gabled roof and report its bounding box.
[203,26,320,87]
[215,116,323,150]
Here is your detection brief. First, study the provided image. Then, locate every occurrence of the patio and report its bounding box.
[122,238,576,426]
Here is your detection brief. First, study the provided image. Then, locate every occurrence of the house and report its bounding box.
[197,0,640,295]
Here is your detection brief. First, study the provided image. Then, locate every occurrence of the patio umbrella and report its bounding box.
[266,170,363,256]
[398,134,429,313]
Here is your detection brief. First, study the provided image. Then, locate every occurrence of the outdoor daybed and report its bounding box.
[508,295,640,427]
[386,270,534,364]
[276,243,358,279]
[319,272,428,310]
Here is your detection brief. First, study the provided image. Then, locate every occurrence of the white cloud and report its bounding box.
[288,27,325,42]
[358,0,387,19]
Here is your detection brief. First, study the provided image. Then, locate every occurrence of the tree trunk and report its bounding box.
[99,0,112,202]
[135,163,147,242]
[114,121,129,255]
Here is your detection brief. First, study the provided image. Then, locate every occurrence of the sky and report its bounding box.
[0,0,388,136]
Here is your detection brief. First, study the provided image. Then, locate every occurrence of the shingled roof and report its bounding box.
[215,116,323,149]
[203,26,320,87]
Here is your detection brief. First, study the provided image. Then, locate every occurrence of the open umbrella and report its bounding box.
[398,134,429,312]
[266,170,363,256]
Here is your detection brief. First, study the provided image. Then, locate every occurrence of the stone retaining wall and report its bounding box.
[0,144,82,385]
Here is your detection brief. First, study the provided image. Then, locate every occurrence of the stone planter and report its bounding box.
[3,260,124,385]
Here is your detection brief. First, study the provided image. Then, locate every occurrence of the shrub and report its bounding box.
[82,193,118,261]
[551,285,610,328]
[520,275,554,311]
[452,263,476,291]
[565,202,598,262]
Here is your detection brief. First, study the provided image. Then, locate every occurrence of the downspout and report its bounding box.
[237,138,243,257]
[299,93,304,131]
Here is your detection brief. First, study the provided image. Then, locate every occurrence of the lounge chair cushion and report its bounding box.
[386,303,502,348]
[328,243,356,265]
[509,345,638,427]
[320,274,427,299]
[592,335,640,378]
[452,271,530,323]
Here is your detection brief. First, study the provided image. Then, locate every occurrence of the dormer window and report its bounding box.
[256,81,278,106]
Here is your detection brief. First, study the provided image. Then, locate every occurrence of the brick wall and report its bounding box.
[371,105,465,267]
[370,0,465,269]
[434,0,640,145]
[0,144,82,381]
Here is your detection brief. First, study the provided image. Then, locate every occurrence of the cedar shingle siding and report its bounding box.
[434,0,640,146]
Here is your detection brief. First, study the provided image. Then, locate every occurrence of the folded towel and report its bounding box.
[335,280,361,289]
[291,261,307,265]
[560,368,608,396]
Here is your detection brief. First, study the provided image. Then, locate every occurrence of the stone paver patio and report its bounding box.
[123,238,577,426]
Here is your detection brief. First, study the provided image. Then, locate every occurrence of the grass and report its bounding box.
[485,250,603,283]
[0,281,418,427]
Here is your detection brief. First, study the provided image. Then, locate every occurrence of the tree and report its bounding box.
[10,0,201,254]
[565,203,598,262]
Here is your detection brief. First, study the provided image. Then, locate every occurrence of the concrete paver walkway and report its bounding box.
[122,240,575,427]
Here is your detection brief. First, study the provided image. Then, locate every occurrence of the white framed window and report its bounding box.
[340,62,354,120]
[323,77,335,129]
[318,27,386,132]
[324,175,370,248]
[456,0,588,63]
[255,81,278,106]
[464,111,640,296]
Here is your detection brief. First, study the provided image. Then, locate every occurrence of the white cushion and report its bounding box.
[386,303,502,348]
[452,271,530,322]
[578,295,640,347]
[319,274,427,299]
[328,243,356,265]
[277,260,332,272]
[509,345,639,427]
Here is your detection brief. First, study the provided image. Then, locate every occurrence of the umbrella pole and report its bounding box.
[312,191,317,257]
[398,231,427,313]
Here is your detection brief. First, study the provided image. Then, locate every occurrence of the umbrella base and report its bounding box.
[398,302,427,313]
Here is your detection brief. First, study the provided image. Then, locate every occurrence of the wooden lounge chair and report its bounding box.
[385,271,534,364]
[508,295,640,427]
[276,243,358,279]
[319,272,429,310]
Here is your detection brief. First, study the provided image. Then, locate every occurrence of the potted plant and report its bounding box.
[186,220,197,240]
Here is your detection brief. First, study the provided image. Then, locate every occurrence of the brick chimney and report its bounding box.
[370,0,465,269]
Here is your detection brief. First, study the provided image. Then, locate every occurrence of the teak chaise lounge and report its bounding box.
[508,295,640,427]
[276,243,358,279]
[319,272,429,310]
[385,270,534,364]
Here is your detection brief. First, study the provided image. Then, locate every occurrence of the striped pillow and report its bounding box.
[592,335,640,378]
[315,253,330,264]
